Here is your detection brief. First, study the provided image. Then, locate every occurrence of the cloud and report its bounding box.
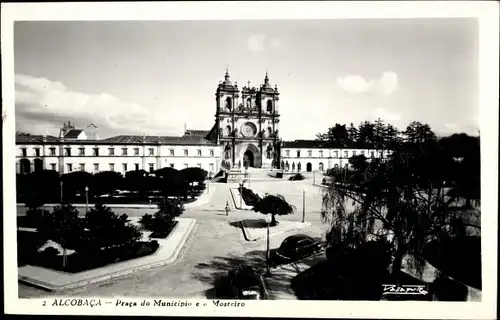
[337,71,398,96]
[15,74,176,137]
[247,34,267,53]
[270,38,281,48]
[247,34,281,53]
[336,75,375,94]
[372,108,401,121]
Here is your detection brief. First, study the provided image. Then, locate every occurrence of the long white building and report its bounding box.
[15,70,389,176]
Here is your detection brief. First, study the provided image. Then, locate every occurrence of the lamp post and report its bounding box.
[313,170,316,185]
[264,215,272,276]
[207,173,211,193]
[239,181,243,209]
[60,181,64,204]
[302,188,306,223]
[85,186,89,213]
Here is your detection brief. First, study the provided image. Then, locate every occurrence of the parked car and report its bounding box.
[289,173,305,181]
[273,234,325,266]
[228,264,265,300]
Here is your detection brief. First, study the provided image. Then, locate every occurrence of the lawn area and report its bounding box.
[17,229,161,273]
[34,241,159,273]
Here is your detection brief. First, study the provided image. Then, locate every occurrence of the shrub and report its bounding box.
[139,213,154,230]
[145,198,184,238]
[238,186,262,206]
[84,203,141,251]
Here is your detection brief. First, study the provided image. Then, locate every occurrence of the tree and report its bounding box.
[373,118,386,150]
[358,121,376,148]
[155,167,188,199]
[403,121,436,145]
[61,171,93,202]
[252,194,296,226]
[24,193,50,229]
[438,133,480,208]
[384,123,402,150]
[92,171,124,196]
[347,123,359,146]
[84,202,141,251]
[321,143,467,283]
[316,123,349,146]
[26,170,61,203]
[37,204,85,268]
[180,167,208,186]
[124,170,149,194]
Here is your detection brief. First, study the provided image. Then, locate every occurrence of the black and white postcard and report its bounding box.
[2,1,498,319]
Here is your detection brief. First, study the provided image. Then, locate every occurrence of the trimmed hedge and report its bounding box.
[238,186,262,206]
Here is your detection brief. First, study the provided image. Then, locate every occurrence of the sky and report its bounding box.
[14,19,479,140]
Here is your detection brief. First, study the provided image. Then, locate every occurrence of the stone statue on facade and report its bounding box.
[224,143,231,159]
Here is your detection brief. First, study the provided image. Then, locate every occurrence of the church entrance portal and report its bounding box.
[242,144,262,168]
[243,150,254,168]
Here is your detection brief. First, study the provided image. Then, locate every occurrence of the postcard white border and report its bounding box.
[2,1,498,319]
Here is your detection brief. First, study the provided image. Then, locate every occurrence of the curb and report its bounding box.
[185,183,216,209]
[18,218,197,292]
[240,220,312,242]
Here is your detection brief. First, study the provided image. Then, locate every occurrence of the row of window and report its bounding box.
[51,162,216,174]
[21,147,216,157]
[284,150,384,158]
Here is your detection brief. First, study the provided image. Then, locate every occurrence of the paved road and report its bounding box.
[18,179,331,298]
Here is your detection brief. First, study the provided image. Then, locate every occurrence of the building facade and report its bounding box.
[15,70,388,176]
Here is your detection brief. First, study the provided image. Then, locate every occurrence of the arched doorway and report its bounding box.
[243,144,262,168]
[306,162,312,172]
[243,150,254,167]
[20,159,31,175]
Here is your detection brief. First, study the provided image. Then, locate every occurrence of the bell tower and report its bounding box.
[215,68,239,168]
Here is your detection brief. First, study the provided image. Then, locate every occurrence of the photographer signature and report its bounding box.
[382,284,429,295]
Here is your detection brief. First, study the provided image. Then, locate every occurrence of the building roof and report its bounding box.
[64,129,84,139]
[282,140,368,149]
[102,135,217,146]
[184,129,210,137]
[15,133,217,146]
[16,134,59,144]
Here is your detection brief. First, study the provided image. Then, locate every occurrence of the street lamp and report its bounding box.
[264,215,272,276]
[207,173,211,193]
[85,186,89,213]
[302,188,307,223]
[313,170,316,185]
[60,181,64,204]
